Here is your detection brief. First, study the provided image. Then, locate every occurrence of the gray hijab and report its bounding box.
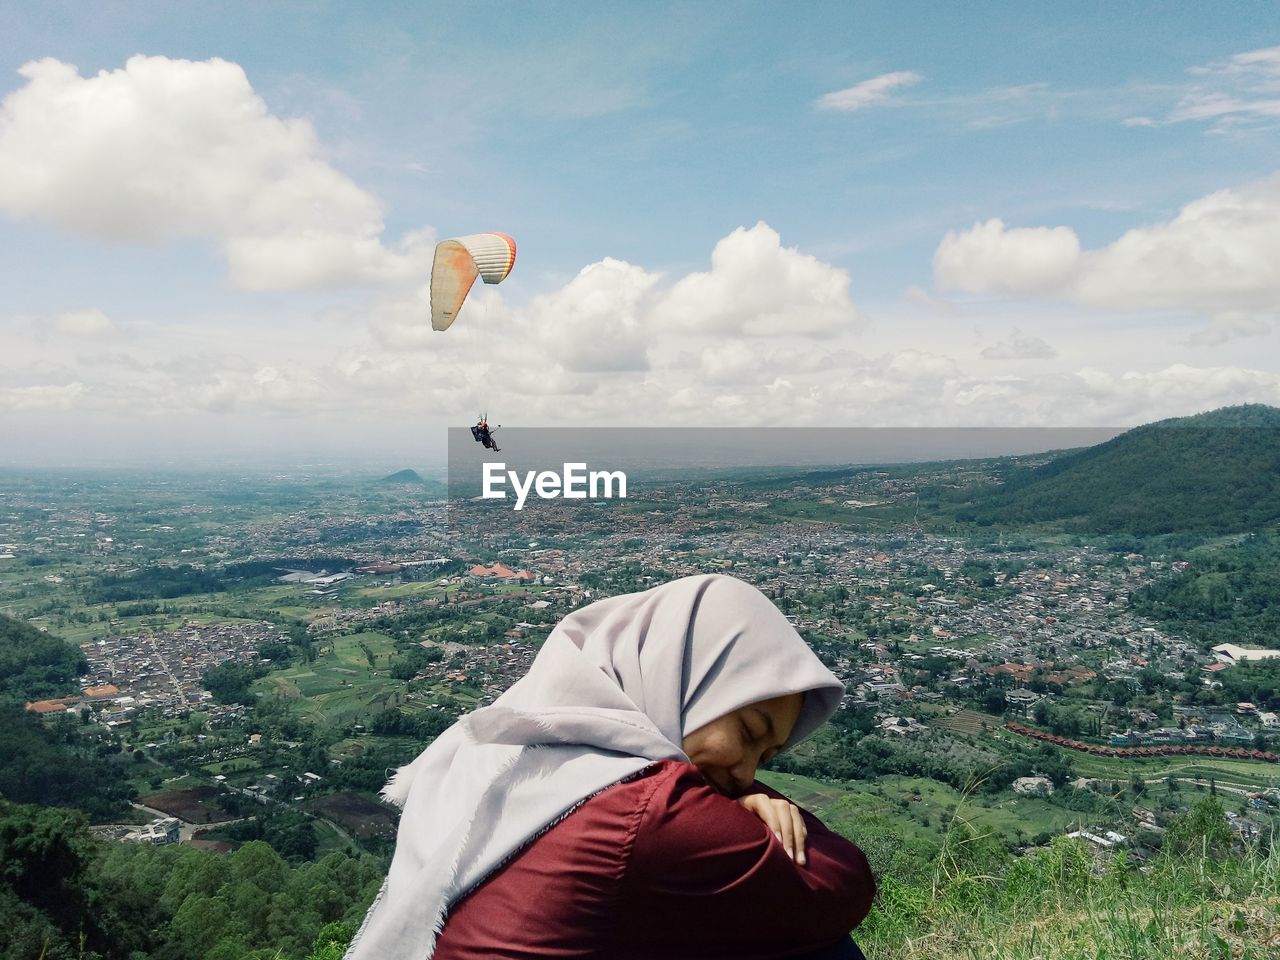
[345,573,844,959]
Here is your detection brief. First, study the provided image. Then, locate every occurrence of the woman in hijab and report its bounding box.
[345,574,876,960]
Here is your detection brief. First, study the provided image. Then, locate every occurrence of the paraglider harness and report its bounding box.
[471,417,500,452]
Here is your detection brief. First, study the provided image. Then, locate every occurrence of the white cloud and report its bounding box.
[365,221,862,387]
[815,71,922,112]
[523,258,659,372]
[655,222,862,337]
[50,308,117,337]
[981,329,1058,360]
[3,220,1277,449]
[5,309,1279,444]
[934,218,1080,296]
[1067,364,1280,420]
[933,172,1280,328]
[0,56,433,291]
[1160,46,1280,132]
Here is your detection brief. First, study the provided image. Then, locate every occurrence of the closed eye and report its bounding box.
[747,709,773,742]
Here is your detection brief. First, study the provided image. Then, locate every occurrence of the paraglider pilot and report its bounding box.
[471,418,500,453]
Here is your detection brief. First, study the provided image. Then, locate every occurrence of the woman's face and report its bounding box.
[682,692,804,798]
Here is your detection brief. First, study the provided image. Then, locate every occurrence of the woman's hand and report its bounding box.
[737,793,807,865]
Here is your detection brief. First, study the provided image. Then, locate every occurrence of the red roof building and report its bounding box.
[25,698,78,715]
[469,563,535,582]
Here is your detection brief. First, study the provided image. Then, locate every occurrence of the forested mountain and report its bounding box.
[953,404,1280,535]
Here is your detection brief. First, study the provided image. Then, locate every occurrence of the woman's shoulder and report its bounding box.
[617,762,878,950]
[603,759,760,839]
[573,759,762,864]
[630,759,761,831]
[586,757,694,811]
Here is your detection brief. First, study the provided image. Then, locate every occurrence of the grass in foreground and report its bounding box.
[858,803,1280,960]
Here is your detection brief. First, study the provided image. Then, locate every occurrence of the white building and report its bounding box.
[124,817,180,845]
[1212,644,1280,665]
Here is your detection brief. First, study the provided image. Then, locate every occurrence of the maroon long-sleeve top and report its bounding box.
[432,759,877,959]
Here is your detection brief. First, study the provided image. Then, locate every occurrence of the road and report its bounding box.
[146,633,192,709]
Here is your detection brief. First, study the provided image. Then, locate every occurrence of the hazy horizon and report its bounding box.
[0,425,1137,474]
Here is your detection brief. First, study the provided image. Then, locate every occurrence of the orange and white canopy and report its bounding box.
[430,232,517,331]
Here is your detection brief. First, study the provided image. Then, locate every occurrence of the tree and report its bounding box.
[1164,796,1233,858]
[161,848,232,914]
[202,661,263,705]
[0,801,100,944]
[169,894,245,958]
[307,921,356,960]
[983,688,1008,715]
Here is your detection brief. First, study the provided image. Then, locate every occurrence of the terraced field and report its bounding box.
[936,709,1002,734]
[1067,753,1280,791]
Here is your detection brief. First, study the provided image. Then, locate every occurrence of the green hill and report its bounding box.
[0,613,87,701]
[956,404,1280,536]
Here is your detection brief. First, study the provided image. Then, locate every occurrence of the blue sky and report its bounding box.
[2,2,1279,465]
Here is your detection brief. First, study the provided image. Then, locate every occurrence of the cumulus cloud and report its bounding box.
[524,258,659,372]
[815,71,922,112]
[933,172,1280,339]
[981,328,1058,360]
[655,222,862,337]
[0,56,433,291]
[934,218,1081,297]
[365,221,862,385]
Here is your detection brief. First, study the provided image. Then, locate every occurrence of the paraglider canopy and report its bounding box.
[430,233,517,331]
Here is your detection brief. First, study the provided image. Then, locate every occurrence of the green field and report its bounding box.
[313,816,359,857]
[255,631,401,726]
[758,770,856,814]
[760,500,916,528]
[759,769,1106,848]
[351,581,444,601]
[870,774,1099,840]
[203,757,260,776]
[899,631,993,654]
